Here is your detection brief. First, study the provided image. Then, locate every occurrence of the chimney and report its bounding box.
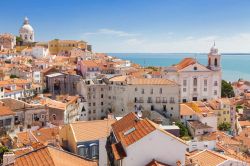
[2,152,15,166]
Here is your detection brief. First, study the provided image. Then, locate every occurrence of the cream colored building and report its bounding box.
[162,44,222,102]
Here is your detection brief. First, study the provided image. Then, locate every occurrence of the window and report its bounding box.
[150,89,153,94]
[214,81,218,86]
[215,58,218,66]
[183,88,186,92]
[148,97,152,103]
[204,88,207,92]
[183,80,187,86]
[182,99,187,103]
[93,110,96,114]
[78,145,88,157]
[159,88,162,94]
[193,88,197,92]
[90,144,98,158]
[88,103,91,106]
[194,66,197,70]
[101,94,103,98]
[193,78,197,86]
[141,89,144,94]
[204,79,207,86]
[93,102,96,106]
[101,102,103,105]
[214,90,217,95]
[135,88,137,92]
[151,105,154,110]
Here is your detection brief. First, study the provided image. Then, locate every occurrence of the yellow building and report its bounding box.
[48,39,87,55]
[208,99,231,125]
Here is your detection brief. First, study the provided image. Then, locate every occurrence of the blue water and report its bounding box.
[108,53,250,81]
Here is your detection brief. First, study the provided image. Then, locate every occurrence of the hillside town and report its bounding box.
[0,17,249,166]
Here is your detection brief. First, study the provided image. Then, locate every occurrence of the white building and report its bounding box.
[32,46,48,59]
[19,17,35,43]
[162,44,222,102]
[108,112,188,166]
[78,76,180,121]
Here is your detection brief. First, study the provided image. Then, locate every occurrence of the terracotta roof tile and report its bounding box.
[180,104,195,116]
[13,146,97,166]
[175,58,196,70]
[69,119,116,142]
[188,150,229,166]
[146,159,171,166]
[0,105,14,116]
[127,78,177,85]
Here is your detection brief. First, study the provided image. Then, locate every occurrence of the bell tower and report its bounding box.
[208,42,221,71]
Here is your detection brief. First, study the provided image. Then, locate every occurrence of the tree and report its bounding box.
[0,146,10,164]
[175,121,189,137]
[10,74,19,79]
[218,122,231,131]
[221,80,235,98]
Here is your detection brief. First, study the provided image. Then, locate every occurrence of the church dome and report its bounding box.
[19,17,34,33]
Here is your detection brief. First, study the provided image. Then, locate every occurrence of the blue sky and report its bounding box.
[1,0,250,53]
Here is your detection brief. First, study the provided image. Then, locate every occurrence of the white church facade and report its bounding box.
[162,44,222,102]
[19,17,34,43]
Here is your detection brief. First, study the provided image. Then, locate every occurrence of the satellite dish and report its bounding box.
[137,111,142,118]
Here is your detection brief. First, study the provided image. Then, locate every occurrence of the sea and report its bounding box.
[108,53,250,82]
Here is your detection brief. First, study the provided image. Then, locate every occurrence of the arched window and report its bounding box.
[25,35,28,40]
[77,145,88,157]
[89,143,98,158]
[208,58,211,66]
[215,58,218,66]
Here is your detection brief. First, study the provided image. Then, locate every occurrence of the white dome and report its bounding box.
[20,24,34,32]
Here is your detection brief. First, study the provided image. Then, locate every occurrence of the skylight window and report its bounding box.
[124,127,136,136]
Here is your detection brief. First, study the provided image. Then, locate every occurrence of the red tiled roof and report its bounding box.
[0,105,15,116]
[146,159,171,166]
[175,58,196,70]
[13,146,97,166]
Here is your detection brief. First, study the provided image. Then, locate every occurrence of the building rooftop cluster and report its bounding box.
[0,17,248,166]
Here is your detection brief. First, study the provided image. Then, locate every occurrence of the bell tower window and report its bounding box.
[215,58,218,67]
[208,58,211,66]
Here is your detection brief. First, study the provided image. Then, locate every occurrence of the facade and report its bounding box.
[19,17,35,43]
[162,44,222,102]
[108,76,180,120]
[78,76,180,121]
[48,39,87,55]
[107,112,188,166]
[0,33,16,50]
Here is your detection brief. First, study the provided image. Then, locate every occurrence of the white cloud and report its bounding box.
[83,31,250,53]
[83,28,138,37]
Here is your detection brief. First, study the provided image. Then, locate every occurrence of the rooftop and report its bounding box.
[69,119,116,142]
[12,145,97,166]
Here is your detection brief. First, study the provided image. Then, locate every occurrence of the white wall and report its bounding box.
[99,137,108,166]
[187,140,216,152]
[123,130,187,166]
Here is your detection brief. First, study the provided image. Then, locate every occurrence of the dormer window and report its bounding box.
[194,66,197,70]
